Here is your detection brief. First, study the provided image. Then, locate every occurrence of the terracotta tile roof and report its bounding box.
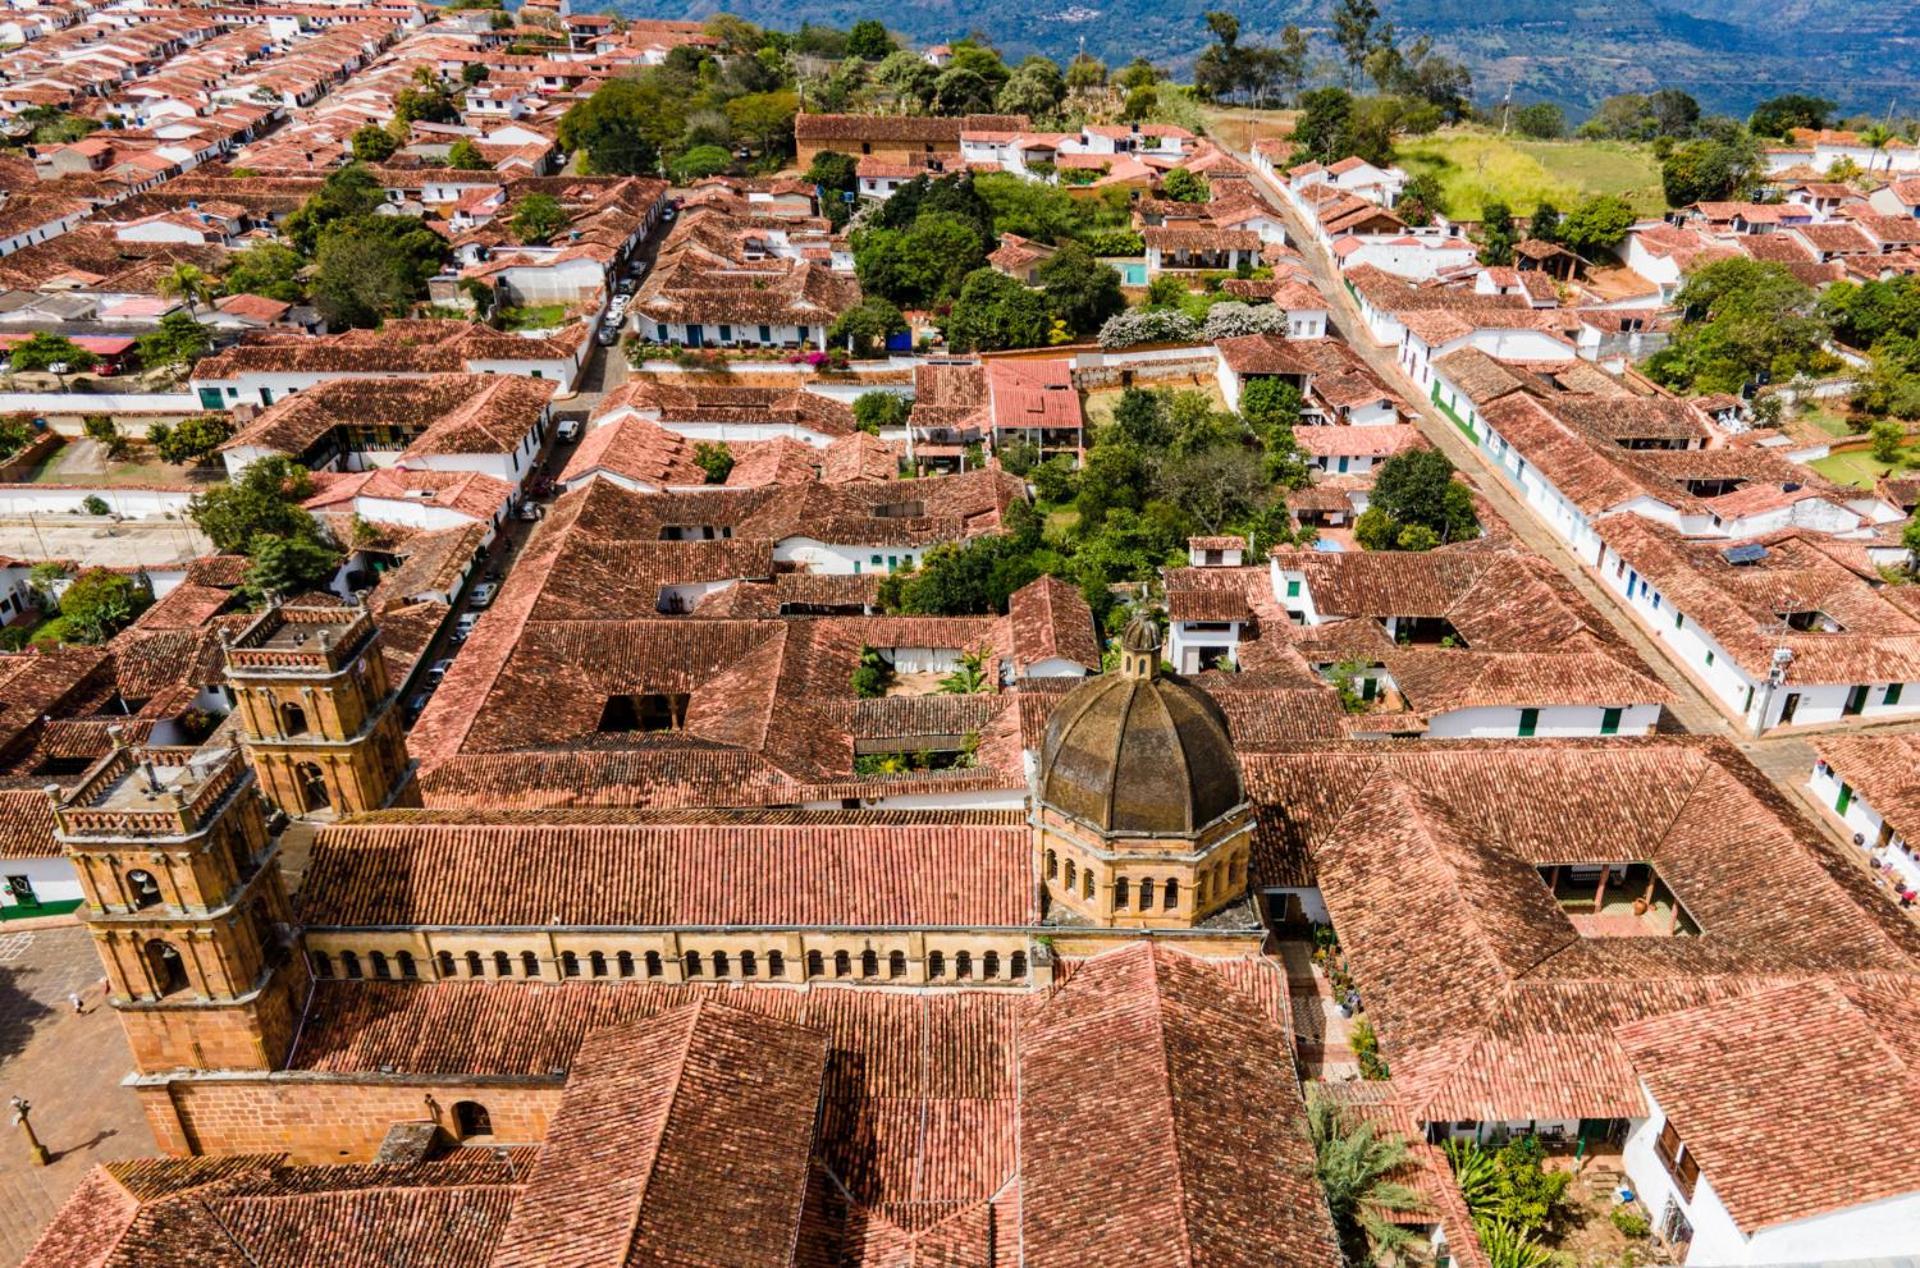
[593,380,858,438]
[558,413,709,489]
[1615,978,1920,1232]
[1812,733,1920,840]
[298,810,1034,929]
[1006,575,1099,672]
[1019,942,1342,1266]
[196,321,581,379]
[1292,423,1422,458]
[1240,739,1920,1123]
[1598,518,1920,683]
[494,1000,827,1268]
[24,1154,524,1268]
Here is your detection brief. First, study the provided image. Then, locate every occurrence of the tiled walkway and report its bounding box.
[0,924,150,1263]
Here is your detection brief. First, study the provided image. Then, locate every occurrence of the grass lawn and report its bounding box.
[24,440,217,487]
[1799,406,1855,439]
[1810,443,1920,489]
[1199,106,1297,157]
[1394,129,1665,220]
[498,304,567,331]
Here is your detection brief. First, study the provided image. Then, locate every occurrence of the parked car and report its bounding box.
[555,418,582,443]
[468,581,499,609]
[517,501,543,521]
[406,691,432,723]
[597,326,623,347]
[453,612,480,641]
[426,658,455,687]
[617,276,637,296]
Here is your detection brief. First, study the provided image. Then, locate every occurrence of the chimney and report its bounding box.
[140,758,162,794]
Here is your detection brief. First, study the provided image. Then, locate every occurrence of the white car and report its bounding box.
[453,612,480,641]
[555,418,582,443]
[468,581,499,609]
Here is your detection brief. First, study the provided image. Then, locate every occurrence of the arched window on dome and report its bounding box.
[740,950,757,977]
[1011,951,1027,979]
[644,950,662,978]
[1114,877,1130,908]
[711,950,729,978]
[1081,869,1093,899]
[889,950,906,979]
[492,951,511,978]
[464,951,483,978]
[397,951,417,980]
[1164,878,1179,910]
[436,951,455,979]
[617,951,635,978]
[521,951,539,978]
[1138,878,1155,910]
[768,950,785,978]
[1064,859,1077,890]
[370,951,391,980]
[684,950,703,977]
[983,951,1000,979]
[1046,849,1057,879]
[860,949,878,978]
[928,950,946,979]
[955,950,973,979]
[806,950,824,978]
[589,951,607,978]
[561,951,581,978]
[834,950,851,978]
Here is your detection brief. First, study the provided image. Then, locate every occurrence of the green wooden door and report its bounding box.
[1518,708,1540,738]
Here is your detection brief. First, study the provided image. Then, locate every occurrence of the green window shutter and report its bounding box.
[1887,683,1904,706]
[1600,707,1622,736]
[1518,708,1539,738]
[1744,684,1754,714]
[1674,611,1684,629]
[1837,783,1853,815]
[1705,651,1714,667]
[1361,676,1377,701]
[1286,580,1301,598]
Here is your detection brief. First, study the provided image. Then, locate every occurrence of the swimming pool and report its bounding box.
[1120,262,1148,286]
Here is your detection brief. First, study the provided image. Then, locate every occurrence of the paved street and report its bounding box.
[0,516,213,571]
[0,925,148,1263]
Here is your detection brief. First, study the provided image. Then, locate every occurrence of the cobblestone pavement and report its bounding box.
[0,925,149,1263]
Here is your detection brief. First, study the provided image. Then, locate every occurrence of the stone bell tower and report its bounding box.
[1031,614,1254,929]
[52,736,304,1074]
[223,602,413,818]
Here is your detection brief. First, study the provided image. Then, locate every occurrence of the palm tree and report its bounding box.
[157,263,215,316]
[938,648,993,695]
[1306,1087,1423,1266]
[1861,124,1893,175]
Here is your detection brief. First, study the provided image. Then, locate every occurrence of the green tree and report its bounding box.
[190,457,320,553]
[1116,57,1158,92]
[445,137,491,170]
[669,144,732,183]
[945,269,1050,352]
[395,80,458,125]
[10,333,97,390]
[558,77,674,175]
[855,212,989,307]
[872,51,938,111]
[220,240,305,302]
[830,297,907,357]
[692,441,734,484]
[845,19,893,60]
[1330,0,1390,88]
[1478,201,1517,265]
[1749,93,1834,139]
[1160,167,1209,203]
[933,67,996,116]
[509,193,569,245]
[148,414,234,465]
[1557,194,1636,256]
[283,163,386,255]
[1037,243,1124,336]
[310,215,446,328]
[1510,102,1565,139]
[56,569,151,644]
[1240,378,1304,432]
[1870,419,1907,463]
[1307,1087,1422,1265]
[1292,87,1355,165]
[1527,201,1561,244]
[1371,449,1480,543]
[460,62,490,86]
[1395,171,1445,226]
[1647,258,1830,393]
[1153,445,1271,534]
[1064,53,1106,92]
[1662,134,1761,207]
[1903,519,1920,571]
[240,534,339,605]
[157,263,216,315]
[725,90,799,155]
[998,60,1066,119]
[1122,86,1159,122]
[351,123,400,163]
[853,391,911,434]
[938,648,993,694]
[135,311,213,373]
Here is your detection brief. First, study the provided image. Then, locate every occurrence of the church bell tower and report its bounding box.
[223,602,413,818]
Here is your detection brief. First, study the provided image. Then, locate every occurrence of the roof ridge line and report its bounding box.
[1144,946,1197,1268]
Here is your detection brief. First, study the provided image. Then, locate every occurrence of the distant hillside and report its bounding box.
[606,0,1920,118]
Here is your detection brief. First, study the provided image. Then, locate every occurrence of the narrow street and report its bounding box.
[1231,144,1920,881]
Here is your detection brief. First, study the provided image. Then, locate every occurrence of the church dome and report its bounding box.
[1038,616,1245,837]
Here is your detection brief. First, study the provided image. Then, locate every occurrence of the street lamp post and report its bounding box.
[11,1095,50,1166]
